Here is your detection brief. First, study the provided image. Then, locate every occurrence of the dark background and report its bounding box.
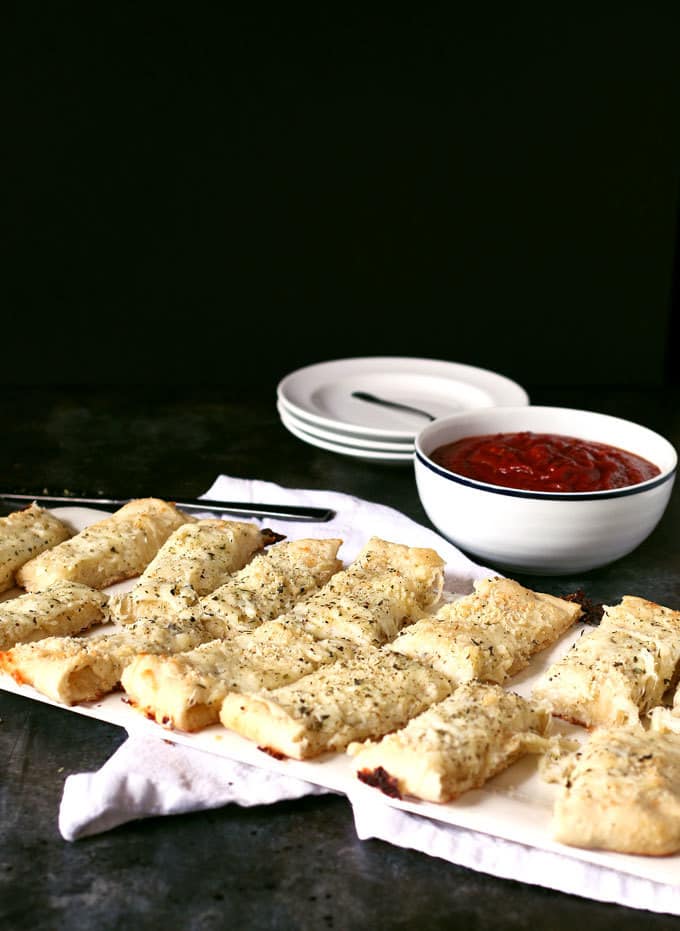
[4,7,679,389]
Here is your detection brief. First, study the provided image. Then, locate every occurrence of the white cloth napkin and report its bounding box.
[59,734,333,841]
[58,476,680,916]
[349,796,680,916]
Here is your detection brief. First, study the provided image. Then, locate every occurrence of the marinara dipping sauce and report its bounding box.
[429,431,661,493]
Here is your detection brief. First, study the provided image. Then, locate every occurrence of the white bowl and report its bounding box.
[414,406,677,575]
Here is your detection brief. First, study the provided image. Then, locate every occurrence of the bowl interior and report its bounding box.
[416,406,677,491]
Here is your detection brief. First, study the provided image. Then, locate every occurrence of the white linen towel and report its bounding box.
[349,795,680,916]
[59,734,333,841]
[57,476,680,916]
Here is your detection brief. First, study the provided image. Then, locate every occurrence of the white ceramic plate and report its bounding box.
[277,357,529,440]
[277,396,417,446]
[278,402,415,453]
[280,409,415,463]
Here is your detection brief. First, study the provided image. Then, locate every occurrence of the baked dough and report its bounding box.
[648,681,680,734]
[121,619,356,731]
[196,537,343,638]
[389,577,581,685]
[0,581,109,651]
[288,537,445,646]
[1,538,343,706]
[118,535,439,731]
[109,520,279,623]
[548,726,680,855]
[16,498,193,592]
[0,504,73,593]
[349,536,446,600]
[648,706,680,735]
[219,648,452,759]
[532,595,680,727]
[0,616,209,705]
[348,682,551,802]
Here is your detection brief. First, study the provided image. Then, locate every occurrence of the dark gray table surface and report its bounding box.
[1,383,679,931]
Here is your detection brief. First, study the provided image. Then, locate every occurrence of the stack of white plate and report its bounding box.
[277,357,529,464]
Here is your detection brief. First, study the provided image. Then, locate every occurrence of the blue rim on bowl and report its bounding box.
[414,448,677,501]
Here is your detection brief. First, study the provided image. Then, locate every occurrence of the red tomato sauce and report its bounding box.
[430,431,661,493]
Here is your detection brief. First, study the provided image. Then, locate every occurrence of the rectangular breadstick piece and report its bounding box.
[121,619,356,731]
[0,616,209,705]
[0,581,109,651]
[219,648,453,759]
[389,577,581,685]
[289,537,445,646]
[349,536,447,596]
[16,498,193,591]
[109,520,281,623]
[348,682,551,803]
[0,504,73,593]
[532,595,680,727]
[196,537,343,637]
[549,727,680,855]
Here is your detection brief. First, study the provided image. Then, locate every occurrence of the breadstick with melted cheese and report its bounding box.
[121,618,356,731]
[288,536,445,646]
[0,581,109,651]
[219,649,452,759]
[532,595,680,727]
[110,520,281,624]
[349,682,551,802]
[196,537,343,638]
[0,504,73,593]
[0,616,208,705]
[389,577,581,685]
[547,726,680,855]
[16,498,193,592]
